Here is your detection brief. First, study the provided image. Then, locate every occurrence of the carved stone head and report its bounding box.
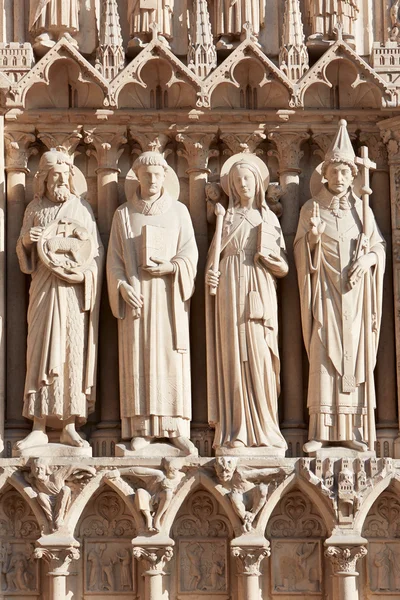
[323,162,356,196]
[36,146,76,203]
[132,151,168,201]
[215,457,238,483]
[30,457,51,482]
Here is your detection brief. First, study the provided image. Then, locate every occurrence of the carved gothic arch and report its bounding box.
[354,471,400,533]
[6,37,109,109]
[298,38,396,109]
[163,470,242,536]
[258,473,336,536]
[2,474,46,533]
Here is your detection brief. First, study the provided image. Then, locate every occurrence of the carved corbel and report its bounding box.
[220,131,266,156]
[4,130,37,172]
[37,129,83,156]
[84,127,128,172]
[129,132,171,156]
[267,130,309,174]
[132,545,174,574]
[325,545,367,576]
[232,544,270,576]
[176,132,218,171]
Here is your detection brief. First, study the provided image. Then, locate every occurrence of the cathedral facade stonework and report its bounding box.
[0,1,399,599]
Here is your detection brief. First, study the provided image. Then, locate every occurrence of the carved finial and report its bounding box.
[95,0,124,80]
[187,0,217,78]
[279,0,309,81]
[242,22,254,41]
[150,22,159,43]
[333,21,344,41]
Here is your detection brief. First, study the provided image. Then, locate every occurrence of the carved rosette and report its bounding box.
[34,546,80,576]
[132,546,174,575]
[231,545,270,577]
[325,545,367,576]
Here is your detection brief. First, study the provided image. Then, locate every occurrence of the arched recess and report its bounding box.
[117,58,197,109]
[24,58,105,109]
[170,487,235,600]
[264,488,328,599]
[303,59,382,109]
[361,483,400,595]
[73,487,137,599]
[0,485,41,596]
[210,58,290,110]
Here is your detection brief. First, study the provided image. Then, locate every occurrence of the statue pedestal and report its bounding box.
[115,441,198,458]
[215,446,286,458]
[310,446,375,460]
[13,443,92,458]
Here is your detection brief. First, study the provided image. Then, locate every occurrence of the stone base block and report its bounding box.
[215,446,286,458]
[13,443,93,458]
[115,441,198,458]
[311,446,375,459]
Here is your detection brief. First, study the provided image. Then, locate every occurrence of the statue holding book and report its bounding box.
[205,154,288,453]
[294,120,385,454]
[107,152,198,455]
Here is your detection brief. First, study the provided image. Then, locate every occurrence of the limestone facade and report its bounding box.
[0,1,399,599]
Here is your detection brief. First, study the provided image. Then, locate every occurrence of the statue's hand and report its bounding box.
[348,253,377,287]
[206,269,220,289]
[120,282,144,309]
[143,257,174,277]
[308,201,325,245]
[52,267,84,283]
[23,226,44,247]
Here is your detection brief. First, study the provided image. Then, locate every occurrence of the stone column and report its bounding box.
[231,544,270,600]
[4,128,37,455]
[35,546,80,600]
[84,127,127,456]
[325,544,367,600]
[380,127,400,458]
[360,132,397,457]
[0,116,5,456]
[133,545,173,600]
[268,130,309,457]
[13,0,25,42]
[176,131,218,430]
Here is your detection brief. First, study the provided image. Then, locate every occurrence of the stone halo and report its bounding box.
[310,161,363,198]
[220,153,270,196]
[125,165,180,201]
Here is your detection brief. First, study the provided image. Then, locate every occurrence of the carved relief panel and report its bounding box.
[363,490,400,594]
[77,490,136,598]
[266,490,327,597]
[0,489,40,596]
[172,490,233,599]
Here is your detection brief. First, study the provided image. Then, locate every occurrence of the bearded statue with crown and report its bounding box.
[294,120,385,454]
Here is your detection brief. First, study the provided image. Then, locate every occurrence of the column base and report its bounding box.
[4,426,30,458]
[282,427,308,458]
[91,424,121,457]
[377,427,398,458]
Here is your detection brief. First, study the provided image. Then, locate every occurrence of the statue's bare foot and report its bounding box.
[131,436,151,451]
[230,440,245,448]
[171,436,197,455]
[60,424,89,448]
[303,440,324,453]
[344,440,368,452]
[14,430,48,451]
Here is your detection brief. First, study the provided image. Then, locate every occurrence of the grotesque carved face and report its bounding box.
[215,457,237,482]
[325,162,354,195]
[232,165,257,206]
[137,165,165,200]
[32,460,49,481]
[46,162,71,204]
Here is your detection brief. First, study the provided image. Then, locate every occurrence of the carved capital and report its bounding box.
[132,545,173,574]
[84,127,127,171]
[176,132,218,171]
[221,131,266,156]
[325,545,367,576]
[268,131,309,173]
[34,546,80,576]
[129,132,170,155]
[359,133,388,171]
[231,544,270,577]
[381,129,400,164]
[37,129,83,155]
[4,130,37,171]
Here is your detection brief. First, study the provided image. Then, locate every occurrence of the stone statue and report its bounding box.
[294,120,386,454]
[24,458,96,531]
[215,457,289,532]
[212,0,265,48]
[107,152,198,455]
[29,0,80,55]
[127,0,173,50]
[15,147,103,454]
[205,154,288,453]
[308,0,359,41]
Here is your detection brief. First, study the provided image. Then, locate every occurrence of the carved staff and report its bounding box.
[209,202,226,296]
[355,146,377,451]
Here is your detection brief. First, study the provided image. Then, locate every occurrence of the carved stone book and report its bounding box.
[142,224,167,268]
[257,222,280,257]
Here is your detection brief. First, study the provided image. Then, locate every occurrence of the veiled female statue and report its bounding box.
[205,154,288,453]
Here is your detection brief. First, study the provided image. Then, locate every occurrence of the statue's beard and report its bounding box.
[52,185,71,203]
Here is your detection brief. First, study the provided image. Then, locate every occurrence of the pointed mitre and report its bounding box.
[323,119,356,168]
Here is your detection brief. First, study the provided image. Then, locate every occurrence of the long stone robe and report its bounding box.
[17,194,103,425]
[213,0,265,37]
[308,0,358,37]
[294,186,385,445]
[107,192,198,440]
[29,0,79,34]
[127,0,173,38]
[206,206,287,449]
